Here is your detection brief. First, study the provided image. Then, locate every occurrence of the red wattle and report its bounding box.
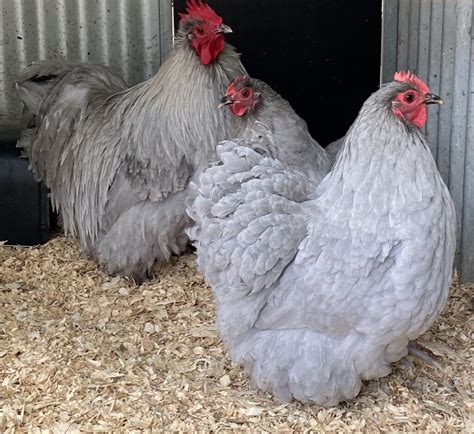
[393,105,428,129]
[199,44,213,65]
[231,102,248,117]
[410,106,427,128]
[195,35,225,65]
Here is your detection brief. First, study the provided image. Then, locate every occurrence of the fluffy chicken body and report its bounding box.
[16,0,245,281]
[220,76,332,183]
[189,73,455,405]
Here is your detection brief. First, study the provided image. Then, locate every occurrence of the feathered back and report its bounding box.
[16,63,128,246]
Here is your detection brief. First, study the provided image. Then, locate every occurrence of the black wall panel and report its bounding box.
[0,141,49,246]
[174,0,382,145]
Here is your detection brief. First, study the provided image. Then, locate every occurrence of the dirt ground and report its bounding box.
[0,236,472,431]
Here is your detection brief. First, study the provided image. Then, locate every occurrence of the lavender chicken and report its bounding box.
[188,72,455,405]
[219,76,332,183]
[15,0,245,282]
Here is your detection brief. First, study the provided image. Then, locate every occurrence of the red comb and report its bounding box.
[394,71,430,94]
[227,76,249,95]
[179,0,223,27]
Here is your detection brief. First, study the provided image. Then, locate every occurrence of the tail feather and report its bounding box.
[15,60,76,127]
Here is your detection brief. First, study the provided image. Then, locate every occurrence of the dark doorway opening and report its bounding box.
[174,0,382,146]
[0,140,49,245]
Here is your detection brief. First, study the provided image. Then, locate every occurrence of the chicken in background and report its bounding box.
[218,76,332,184]
[188,72,454,406]
[15,0,246,282]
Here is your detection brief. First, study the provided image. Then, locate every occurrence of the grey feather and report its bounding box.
[233,78,332,184]
[16,25,245,281]
[188,80,456,406]
[325,135,345,163]
[15,59,79,129]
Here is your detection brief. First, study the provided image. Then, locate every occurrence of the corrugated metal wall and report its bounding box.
[382,0,474,281]
[0,0,172,136]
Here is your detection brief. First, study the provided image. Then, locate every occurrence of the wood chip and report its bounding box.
[220,374,231,387]
[0,235,471,431]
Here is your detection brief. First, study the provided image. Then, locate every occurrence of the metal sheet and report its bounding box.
[0,0,172,136]
[382,0,474,280]
[381,0,398,83]
[461,35,474,280]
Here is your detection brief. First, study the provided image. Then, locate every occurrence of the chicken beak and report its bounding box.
[218,95,233,109]
[425,93,444,105]
[217,24,233,34]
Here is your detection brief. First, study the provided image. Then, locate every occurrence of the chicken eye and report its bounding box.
[405,93,415,103]
[195,26,205,36]
[241,89,250,98]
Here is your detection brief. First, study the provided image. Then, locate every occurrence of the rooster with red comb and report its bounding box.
[16,0,246,281]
